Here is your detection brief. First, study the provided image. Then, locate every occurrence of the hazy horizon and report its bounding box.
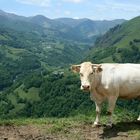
[0,0,140,20]
[0,9,128,21]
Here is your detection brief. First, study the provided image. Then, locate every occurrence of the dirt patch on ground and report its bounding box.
[0,121,140,140]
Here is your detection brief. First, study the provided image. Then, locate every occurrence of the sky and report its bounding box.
[0,0,140,20]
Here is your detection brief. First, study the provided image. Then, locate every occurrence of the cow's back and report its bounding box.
[100,63,140,99]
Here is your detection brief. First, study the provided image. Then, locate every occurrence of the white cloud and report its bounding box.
[73,16,80,19]
[65,10,71,15]
[63,0,84,3]
[96,0,140,13]
[112,3,140,12]
[16,0,50,7]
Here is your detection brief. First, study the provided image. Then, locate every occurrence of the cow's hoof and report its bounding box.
[106,123,113,128]
[137,117,140,121]
[92,122,101,128]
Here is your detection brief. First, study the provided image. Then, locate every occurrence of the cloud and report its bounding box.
[112,3,140,12]
[96,1,140,13]
[63,0,84,3]
[73,16,80,19]
[16,0,50,7]
[64,10,71,15]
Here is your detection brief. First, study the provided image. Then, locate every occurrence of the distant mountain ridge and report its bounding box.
[86,16,140,63]
[0,9,125,43]
[1,10,140,120]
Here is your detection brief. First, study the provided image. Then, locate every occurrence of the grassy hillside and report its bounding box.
[0,27,88,66]
[81,16,140,125]
[86,16,140,63]
[0,10,93,118]
[0,10,139,128]
[0,109,139,140]
[0,26,93,118]
[0,68,139,119]
[0,23,92,118]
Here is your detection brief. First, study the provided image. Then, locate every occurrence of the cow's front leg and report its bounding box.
[107,96,118,127]
[93,102,102,127]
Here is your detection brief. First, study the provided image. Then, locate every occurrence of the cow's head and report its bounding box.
[71,62,102,91]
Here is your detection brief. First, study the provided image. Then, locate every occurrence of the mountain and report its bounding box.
[0,10,125,43]
[86,16,140,63]
[0,26,92,117]
[0,10,93,91]
[0,10,128,118]
[0,9,126,69]
[0,10,90,67]
[54,18,125,42]
[28,15,125,43]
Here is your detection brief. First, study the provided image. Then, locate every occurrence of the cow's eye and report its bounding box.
[80,73,83,77]
[90,72,94,75]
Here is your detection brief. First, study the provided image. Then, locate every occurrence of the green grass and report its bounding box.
[7,85,40,115]
[0,106,138,126]
[7,93,25,115]
[0,107,139,136]
[7,93,17,105]
[8,103,25,115]
[7,86,40,105]
[101,56,114,63]
[0,106,139,139]
[0,45,28,60]
[14,85,40,101]
[87,16,140,63]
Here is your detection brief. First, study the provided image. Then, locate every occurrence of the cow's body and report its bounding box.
[71,62,140,126]
[94,63,140,100]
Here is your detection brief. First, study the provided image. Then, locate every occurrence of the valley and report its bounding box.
[0,10,140,139]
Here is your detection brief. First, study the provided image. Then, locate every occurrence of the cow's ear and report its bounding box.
[92,64,102,73]
[97,65,103,72]
[71,65,81,73]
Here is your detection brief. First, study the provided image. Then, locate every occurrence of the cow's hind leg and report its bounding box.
[107,96,118,127]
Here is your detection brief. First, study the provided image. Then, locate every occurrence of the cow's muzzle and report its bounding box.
[81,85,90,91]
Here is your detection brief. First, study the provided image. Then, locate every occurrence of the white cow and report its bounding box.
[71,62,140,127]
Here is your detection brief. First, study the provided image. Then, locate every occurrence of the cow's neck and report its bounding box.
[93,72,102,88]
[90,72,106,102]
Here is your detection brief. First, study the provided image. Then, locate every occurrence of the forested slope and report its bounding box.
[86,16,140,63]
[0,10,139,120]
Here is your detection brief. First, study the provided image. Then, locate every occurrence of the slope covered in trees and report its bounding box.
[0,10,139,119]
[86,16,140,63]
[84,16,140,117]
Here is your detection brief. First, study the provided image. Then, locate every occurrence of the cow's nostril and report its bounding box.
[82,85,90,89]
